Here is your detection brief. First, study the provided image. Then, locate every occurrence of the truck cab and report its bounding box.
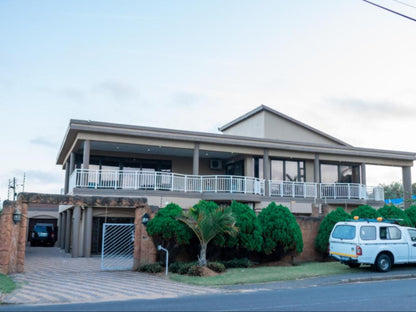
[329,218,416,272]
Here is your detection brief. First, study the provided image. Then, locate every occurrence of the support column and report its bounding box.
[78,208,85,257]
[361,163,367,185]
[60,212,66,250]
[64,160,70,194]
[82,140,90,170]
[84,207,93,257]
[314,154,320,183]
[71,206,81,258]
[263,149,270,196]
[402,166,412,209]
[193,142,199,175]
[65,209,72,253]
[69,152,75,173]
[245,156,254,177]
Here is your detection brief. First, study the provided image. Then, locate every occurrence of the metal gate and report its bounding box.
[101,223,135,270]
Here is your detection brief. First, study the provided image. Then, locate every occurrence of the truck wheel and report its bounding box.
[347,262,361,269]
[375,254,392,272]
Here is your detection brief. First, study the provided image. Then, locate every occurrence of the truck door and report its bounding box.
[407,229,416,262]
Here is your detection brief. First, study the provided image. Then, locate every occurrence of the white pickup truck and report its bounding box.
[329,218,416,272]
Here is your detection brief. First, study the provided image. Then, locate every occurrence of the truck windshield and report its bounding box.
[332,225,356,240]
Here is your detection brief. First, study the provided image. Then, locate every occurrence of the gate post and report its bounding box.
[133,205,157,270]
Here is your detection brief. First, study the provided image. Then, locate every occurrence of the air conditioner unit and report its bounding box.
[210,159,223,170]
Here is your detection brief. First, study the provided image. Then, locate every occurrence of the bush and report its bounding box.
[187,265,204,276]
[350,205,379,219]
[220,258,253,268]
[258,202,303,255]
[137,263,162,273]
[169,261,197,274]
[378,205,414,227]
[315,207,350,254]
[214,201,263,252]
[207,261,226,273]
[405,205,416,227]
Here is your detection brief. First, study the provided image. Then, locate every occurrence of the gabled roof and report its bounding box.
[219,105,351,147]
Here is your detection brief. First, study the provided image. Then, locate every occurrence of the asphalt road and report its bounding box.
[2,277,416,312]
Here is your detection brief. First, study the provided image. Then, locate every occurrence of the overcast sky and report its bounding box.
[1,0,416,203]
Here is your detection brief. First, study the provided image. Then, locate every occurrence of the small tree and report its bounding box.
[258,202,303,256]
[378,204,414,227]
[315,207,350,254]
[350,205,379,219]
[215,201,263,252]
[177,201,238,266]
[146,203,194,260]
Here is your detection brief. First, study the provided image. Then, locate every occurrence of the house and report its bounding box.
[55,105,416,257]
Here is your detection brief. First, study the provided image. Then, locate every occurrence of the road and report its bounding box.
[2,277,416,312]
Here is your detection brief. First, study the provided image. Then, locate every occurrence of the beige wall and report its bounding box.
[221,111,265,138]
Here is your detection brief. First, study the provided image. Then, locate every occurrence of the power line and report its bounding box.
[389,0,416,10]
[362,0,416,22]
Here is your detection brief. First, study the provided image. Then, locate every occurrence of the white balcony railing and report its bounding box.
[69,169,265,195]
[68,169,384,201]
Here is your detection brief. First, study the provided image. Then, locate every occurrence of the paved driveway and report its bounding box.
[3,246,219,305]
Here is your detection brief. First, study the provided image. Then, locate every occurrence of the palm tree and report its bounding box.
[177,203,238,266]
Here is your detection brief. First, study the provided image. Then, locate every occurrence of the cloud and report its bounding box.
[327,97,416,118]
[92,81,139,102]
[30,137,57,148]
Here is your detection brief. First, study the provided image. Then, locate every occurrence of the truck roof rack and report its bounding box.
[346,217,404,224]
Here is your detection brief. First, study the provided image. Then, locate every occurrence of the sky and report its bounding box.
[1,0,416,203]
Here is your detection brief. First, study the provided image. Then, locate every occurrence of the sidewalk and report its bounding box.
[2,246,220,305]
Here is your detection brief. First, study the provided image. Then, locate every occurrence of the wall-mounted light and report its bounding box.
[142,213,150,226]
[13,210,22,224]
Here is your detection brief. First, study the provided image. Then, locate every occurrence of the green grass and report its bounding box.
[169,262,356,286]
[0,273,16,295]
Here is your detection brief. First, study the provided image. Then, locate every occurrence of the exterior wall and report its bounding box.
[0,201,28,274]
[295,216,322,262]
[305,160,315,182]
[256,201,313,214]
[221,111,265,138]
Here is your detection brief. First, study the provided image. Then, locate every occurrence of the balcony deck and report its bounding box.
[68,169,384,202]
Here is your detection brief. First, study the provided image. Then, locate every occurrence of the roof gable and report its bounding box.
[219,105,350,147]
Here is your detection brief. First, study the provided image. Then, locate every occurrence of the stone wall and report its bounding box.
[296,215,323,262]
[0,201,28,275]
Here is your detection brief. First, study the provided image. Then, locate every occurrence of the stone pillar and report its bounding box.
[193,142,199,175]
[84,207,93,257]
[71,206,81,258]
[402,166,412,209]
[82,140,90,170]
[133,205,157,269]
[361,163,367,185]
[263,149,270,196]
[64,160,70,194]
[65,209,72,254]
[60,212,66,249]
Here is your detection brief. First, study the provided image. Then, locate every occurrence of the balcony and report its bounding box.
[68,169,384,202]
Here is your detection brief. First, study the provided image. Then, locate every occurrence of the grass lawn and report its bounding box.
[169,262,357,286]
[0,273,16,295]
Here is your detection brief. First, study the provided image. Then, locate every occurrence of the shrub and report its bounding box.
[207,261,226,273]
[137,263,162,273]
[214,201,263,252]
[350,205,379,219]
[405,205,416,227]
[315,207,350,254]
[220,258,253,268]
[187,265,204,276]
[169,261,197,274]
[378,205,414,227]
[258,202,303,255]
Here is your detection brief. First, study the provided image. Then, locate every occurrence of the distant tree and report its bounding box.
[258,202,303,256]
[381,182,403,199]
[378,204,414,227]
[214,201,263,252]
[350,205,380,219]
[177,200,238,266]
[315,207,351,254]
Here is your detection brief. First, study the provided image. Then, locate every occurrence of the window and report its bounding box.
[321,163,360,183]
[408,229,416,242]
[380,226,402,240]
[271,159,305,182]
[332,225,356,240]
[360,226,376,240]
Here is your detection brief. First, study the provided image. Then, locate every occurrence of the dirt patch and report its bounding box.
[200,266,218,277]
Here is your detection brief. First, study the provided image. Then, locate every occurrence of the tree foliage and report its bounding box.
[258,202,303,255]
[146,203,193,245]
[405,205,416,228]
[378,204,414,227]
[215,201,263,252]
[381,182,416,199]
[315,207,350,254]
[177,200,238,266]
[350,205,380,219]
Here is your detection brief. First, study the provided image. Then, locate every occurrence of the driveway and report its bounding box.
[2,246,219,305]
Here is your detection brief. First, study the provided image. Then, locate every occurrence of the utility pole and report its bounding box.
[7,173,26,201]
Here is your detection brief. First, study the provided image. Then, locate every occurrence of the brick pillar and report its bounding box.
[133,205,157,270]
[16,203,28,273]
